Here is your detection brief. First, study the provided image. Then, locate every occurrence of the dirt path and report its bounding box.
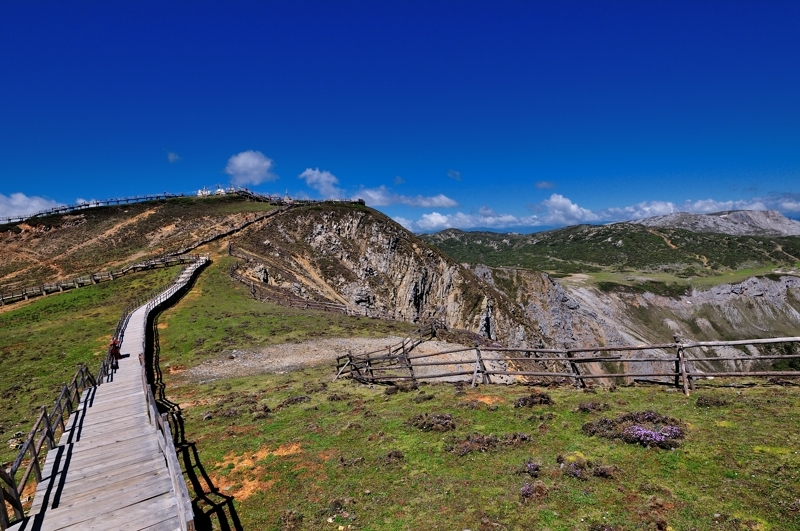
[647,229,678,249]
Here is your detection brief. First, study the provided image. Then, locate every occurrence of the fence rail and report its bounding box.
[0,365,95,529]
[0,188,366,226]
[336,336,800,395]
[0,254,203,307]
[2,255,208,529]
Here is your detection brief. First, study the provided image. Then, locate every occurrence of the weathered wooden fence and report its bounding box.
[0,193,188,225]
[336,336,800,396]
[0,365,95,528]
[0,254,203,307]
[334,322,444,381]
[1,255,208,529]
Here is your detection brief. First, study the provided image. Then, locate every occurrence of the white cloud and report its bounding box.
[392,216,415,231]
[779,200,800,212]
[356,185,458,208]
[398,191,800,233]
[535,181,555,189]
[598,200,677,220]
[447,169,462,181]
[167,152,180,163]
[393,175,405,185]
[224,150,277,186]
[413,209,540,232]
[539,194,600,225]
[680,198,767,214]
[0,193,63,218]
[299,168,345,199]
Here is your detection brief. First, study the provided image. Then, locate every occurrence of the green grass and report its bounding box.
[156,256,418,370]
[422,227,800,288]
[165,365,800,531]
[0,266,179,465]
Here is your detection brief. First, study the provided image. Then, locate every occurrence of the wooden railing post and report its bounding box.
[678,345,691,396]
[62,384,73,415]
[566,350,585,388]
[0,467,24,525]
[41,406,56,450]
[473,347,490,386]
[401,342,417,384]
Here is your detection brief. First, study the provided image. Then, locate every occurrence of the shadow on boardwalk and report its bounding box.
[148,313,244,531]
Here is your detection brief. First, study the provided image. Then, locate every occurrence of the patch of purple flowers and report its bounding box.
[622,425,683,449]
[563,462,587,480]
[520,482,535,499]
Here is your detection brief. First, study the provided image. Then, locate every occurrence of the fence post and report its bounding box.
[41,406,56,450]
[678,345,691,396]
[402,342,417,385]
[566,351,585,388]
[473,347,490,386]
[62,384,73,415]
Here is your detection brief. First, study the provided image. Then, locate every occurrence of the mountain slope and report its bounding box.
[0,195,275,291]
[230,203,543,347]
[422,224,800,277]
[629,209,800,236]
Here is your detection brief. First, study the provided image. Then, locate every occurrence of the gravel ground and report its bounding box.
[179,336,478,383]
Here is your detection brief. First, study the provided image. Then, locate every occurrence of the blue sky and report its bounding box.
[2,1,799,231]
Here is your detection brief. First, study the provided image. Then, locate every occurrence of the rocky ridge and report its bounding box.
[629,209,800,236]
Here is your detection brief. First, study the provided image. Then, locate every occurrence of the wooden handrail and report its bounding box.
[337,336,800,395]
[1,254,204,308]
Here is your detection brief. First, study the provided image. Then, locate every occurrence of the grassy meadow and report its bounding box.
[154,253,800,530]
[0,266,178,465]
[2,243,800,530]
[164,365,800,531]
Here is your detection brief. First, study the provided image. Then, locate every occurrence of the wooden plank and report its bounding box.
[37,470,172,518]
[57,493,179,531]
[43,464,171,503]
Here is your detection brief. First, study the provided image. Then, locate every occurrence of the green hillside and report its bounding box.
[422,225,800,288]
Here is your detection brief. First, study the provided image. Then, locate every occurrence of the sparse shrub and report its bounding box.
[514,393,553,408]
[407,413,455,432]
[563,462,587,480]
[384,450,404,464]
[516,458,540,477]
[588,524,619,531]
[520,480,547,502]
[582,411,685,449]
[276,395,311,409]
[279,509,303,530]
[592,465,619,479]
[578,401,610,413]
[327,392,351,402]
[412,392,434,403]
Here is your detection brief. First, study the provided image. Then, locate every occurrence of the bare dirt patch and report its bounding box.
[183,336,472,382]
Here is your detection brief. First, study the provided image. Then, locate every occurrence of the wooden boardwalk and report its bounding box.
[9,260,206,531]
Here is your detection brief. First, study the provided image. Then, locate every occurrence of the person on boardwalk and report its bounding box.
[109,337,121,369]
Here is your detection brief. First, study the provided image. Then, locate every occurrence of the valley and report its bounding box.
[2,195,800,530]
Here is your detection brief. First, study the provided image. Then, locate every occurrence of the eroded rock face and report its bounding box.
[234,205,540,346]
[233,204,800,376]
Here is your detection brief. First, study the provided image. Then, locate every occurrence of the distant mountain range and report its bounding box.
[626,209,800,237]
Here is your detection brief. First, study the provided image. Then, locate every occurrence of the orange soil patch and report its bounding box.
[210,469,276,501]
[470,394,505,405]
[157,322,169,329]
[20,479,37,510]
[167,365,184,374]
[318,449,338,460]
[272,442,302,456]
